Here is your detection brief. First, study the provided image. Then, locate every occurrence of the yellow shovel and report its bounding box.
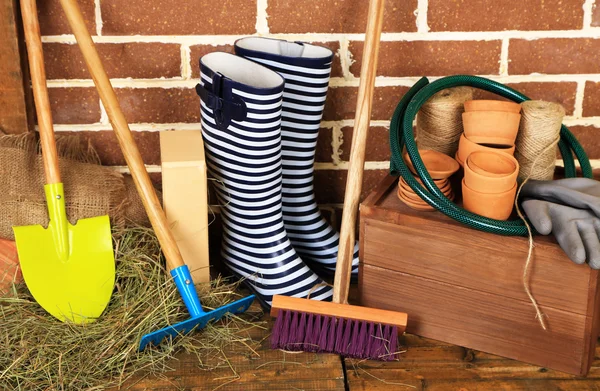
[12,0,115,324]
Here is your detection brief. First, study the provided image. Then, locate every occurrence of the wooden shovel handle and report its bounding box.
[20,0,61,184]
[58,0,185,271]
[333,0,385,304]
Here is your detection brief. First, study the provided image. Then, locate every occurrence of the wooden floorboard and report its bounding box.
[114,309,600,390]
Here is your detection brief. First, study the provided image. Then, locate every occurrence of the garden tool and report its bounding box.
[13,0,114,324]
[235,37,360,278]
[521,178,600,268]
[57,0,255,349]
[270,0,409,361]
[196,52,333,308]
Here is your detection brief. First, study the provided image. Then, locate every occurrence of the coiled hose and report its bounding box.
[389,75,593,236]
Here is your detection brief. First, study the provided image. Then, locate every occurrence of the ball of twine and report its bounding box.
[515,100,565,182]
[416,87,474,157]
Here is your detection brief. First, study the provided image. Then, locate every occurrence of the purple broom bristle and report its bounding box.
[317,316,331,352]
[326,317,337,352]
[272,309,400,361]
[334,317,345,353]
[286,310,300,351]
[348,320,361,357]
[340,319,353,356]
[271,310,286,349]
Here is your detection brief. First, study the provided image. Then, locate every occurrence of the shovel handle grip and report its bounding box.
[20,0,61,184]
[332,0,385,304]
[58,0,185,271]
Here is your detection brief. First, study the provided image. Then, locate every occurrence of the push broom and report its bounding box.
[57,0,255,349]
[270,0,408,360]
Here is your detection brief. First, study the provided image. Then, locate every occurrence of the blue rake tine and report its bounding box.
[139,265,255,350]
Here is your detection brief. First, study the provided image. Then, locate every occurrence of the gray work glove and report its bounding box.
[520,178,600,269]
[521,199,600,268]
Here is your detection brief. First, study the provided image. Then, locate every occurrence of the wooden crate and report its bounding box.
[358,175,600,376]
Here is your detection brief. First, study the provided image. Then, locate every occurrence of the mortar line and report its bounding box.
[499,38,510,76]
[98,100,108,124]
[331,125,343,165]
[574,80,586,118]
[45,74,600,89]
[94,0,103,36]
[256,0,269,35]
[41,29,600,44]
[339,37,352,80]
[180,44,192,79]
[583,0,595,28]
[416,0,429,33]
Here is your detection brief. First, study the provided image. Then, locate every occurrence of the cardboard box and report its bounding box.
[160,130,210,283]
[359,175,600,375]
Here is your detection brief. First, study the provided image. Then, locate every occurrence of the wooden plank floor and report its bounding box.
[118,310,600,391]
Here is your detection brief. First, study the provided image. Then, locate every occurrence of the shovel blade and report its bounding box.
[13,214,115,324]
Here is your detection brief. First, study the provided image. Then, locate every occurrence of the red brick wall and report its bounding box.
[38,0,600,222]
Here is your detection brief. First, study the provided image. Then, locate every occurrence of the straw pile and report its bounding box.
[0,227,264,391]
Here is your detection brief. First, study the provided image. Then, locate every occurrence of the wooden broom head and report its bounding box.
[270,295,408,334]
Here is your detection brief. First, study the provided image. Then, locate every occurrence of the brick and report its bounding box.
[191,45,234,78]
[315,127,333,163]
[314,169,388,204]
[44,43,181,80]
[593,1,600,27]
[349,41,502,77]
[428,0,584,32]
[101,0,256,35]
[583,82,600,117]
[318,41,343,78]
[48,88,100,124]
[340,126,389,162]
[568,126,600,159]
[323,86,409,121]
[268,0,417,33]
[65,131,161,166]
[38,0,95,35]
[510,39,600,75]
[473,82,577,115]
[115,88,199,123]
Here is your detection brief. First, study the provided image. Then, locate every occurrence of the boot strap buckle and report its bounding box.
[195,72,247,129]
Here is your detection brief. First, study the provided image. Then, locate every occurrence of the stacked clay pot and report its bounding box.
[456,100,521,166]
[458,100,522,220]
[399,149,460,211]
[462,151,520,220]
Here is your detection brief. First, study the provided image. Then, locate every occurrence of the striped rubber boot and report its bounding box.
[196,52,333,308]
[235,37,360,278]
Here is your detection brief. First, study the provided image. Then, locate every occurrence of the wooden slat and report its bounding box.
[113,311,345,391]
[362,218,591,314]
[361,264,589,375]
[0,0,29,134]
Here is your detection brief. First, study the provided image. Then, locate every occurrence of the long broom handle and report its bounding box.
[333,0,385,304]
[20,0,61,185]
[58,0,185,271]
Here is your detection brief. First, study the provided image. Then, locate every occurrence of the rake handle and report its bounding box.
[58,0,185,271]
[20,0,61,184]
[333,0,385,304]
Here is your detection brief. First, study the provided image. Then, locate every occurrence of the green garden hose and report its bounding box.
[389,75,593,236]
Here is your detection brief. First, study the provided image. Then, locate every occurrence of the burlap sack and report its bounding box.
[0,133,153,239]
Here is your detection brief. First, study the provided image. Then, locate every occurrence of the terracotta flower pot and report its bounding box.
[462,179,517,220]
[397,189,435,211]
[464,100,521,113]
[462,111,521,146]
[399,177,452,197]
[403,149,460,180]
[456,133,515,167]
[464,151,519,193]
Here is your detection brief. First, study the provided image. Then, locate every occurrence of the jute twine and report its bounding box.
[0,133,151,240]
[416,87,474,157]
[515,132,562,331]
[515,100,565,182]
